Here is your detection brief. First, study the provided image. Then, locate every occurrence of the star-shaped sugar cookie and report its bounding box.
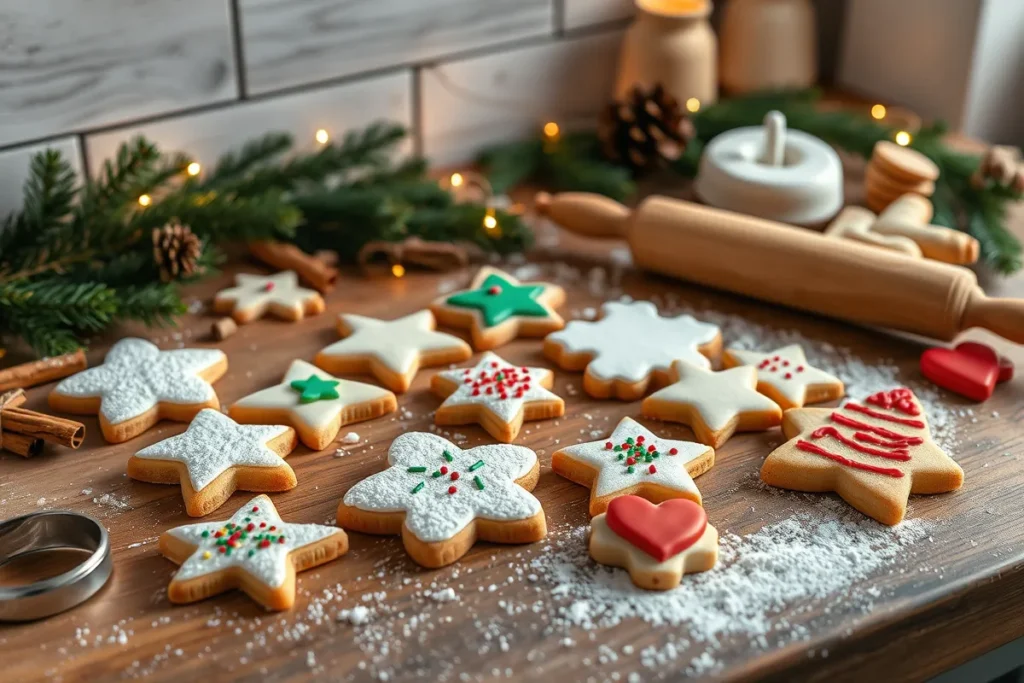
[213,271,325,324]
[430,266,565,350]
[723,344,844,410]
[641,361,783,447]
[761,388,964,525]
[229,360,397,450]
[128,409,298,517]
[315,310,472,393]
[431,352,564,443]
[338,432,545,567]
[48,338,227,443]
[590,496,718,591]
[160,495,347,610]
[552,417,714,516]
[544,301,721,400]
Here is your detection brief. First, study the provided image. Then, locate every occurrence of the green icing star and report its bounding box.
[445,274,549,327]
[289,375,341,403]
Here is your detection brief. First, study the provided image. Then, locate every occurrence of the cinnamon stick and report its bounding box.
[2,431,43,458]
[0,349,87,392]
[249,242,339,293]
[1,407,85,448]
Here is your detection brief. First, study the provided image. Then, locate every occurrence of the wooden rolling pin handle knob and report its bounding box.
[534,192,632,239]
[962,291,1024,343]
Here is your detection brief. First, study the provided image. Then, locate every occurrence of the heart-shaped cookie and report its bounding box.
[605,496,707,562]
[920,342,1002,402]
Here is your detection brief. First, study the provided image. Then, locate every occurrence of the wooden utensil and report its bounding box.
[534,192,1024,343]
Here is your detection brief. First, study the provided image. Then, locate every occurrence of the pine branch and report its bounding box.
[0,150,77,273]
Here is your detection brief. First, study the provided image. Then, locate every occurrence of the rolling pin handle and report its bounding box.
[533,191,632,239]
[962,290,1024,343]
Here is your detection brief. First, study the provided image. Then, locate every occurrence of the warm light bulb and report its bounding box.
[391,264,405,278]
[315,129,330,144]
[186,162,201,177]
[543,121,560,139]
[870,104,887,120]
[483,208,498,231]
[138,194,152,207]
[450,172,464,187]
[686,98,701,113]
[895,130,912,146]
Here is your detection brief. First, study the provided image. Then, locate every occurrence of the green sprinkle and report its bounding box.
[474,476,485,490]
[627,466,635,474]
[248,550,255,557]
[613,446,622,452]
[652,451,660,458]
[201,531,209,538]
[443,450,454,462]
[411,482,425,494]
[626,437,634,444]
[616,454,624,460]
[407,466,427,473]
[645,455,652,463]
[432,470,443,478]
[225,546,232,556]
[469,460,485,471]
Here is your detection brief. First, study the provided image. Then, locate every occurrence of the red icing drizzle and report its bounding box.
[864,388,921,416]
[810,427,910,461]
[845,402,925,428]
[796,441,905,478]
[830,413,923,443]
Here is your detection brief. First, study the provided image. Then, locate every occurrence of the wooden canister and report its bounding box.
[615,0,718,107]
[719,0,818,93]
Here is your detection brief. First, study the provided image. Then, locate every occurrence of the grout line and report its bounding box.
[0,22,629,156]
[228,0,249,99]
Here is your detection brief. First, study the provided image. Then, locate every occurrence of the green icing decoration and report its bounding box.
[445,273,549,327]
[289,375,341,403]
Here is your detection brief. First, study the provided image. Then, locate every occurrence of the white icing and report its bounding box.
[645,361,781,431]
[546,301,719,382]
[555,417,710,498]
[727,344,843,407]
[342,432,541,543]
[52,338,225,425]
[232,360,394,430]
[318,310,469,375]
[166,495,341,588]
[215,271,320,320]
[134,409,291,490]
[434,352,561,423]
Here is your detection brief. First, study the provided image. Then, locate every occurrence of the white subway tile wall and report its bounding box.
[421,32,624,165]
[0,0,628,214]
[0,138,83,217]
[239,0,554,95]
[0,0,237,147]
[85,72,414,176]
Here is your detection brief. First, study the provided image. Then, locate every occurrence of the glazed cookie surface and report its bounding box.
[315,310,471,393]
[544,301,721,400]
[722,344,844,410]
[338,432,546,568]
[430,266,565,350]
[159,495,347,610]
[213,271,325,324]
[552,416,714,516]
[48,338,227,443]
[128,409,298,517]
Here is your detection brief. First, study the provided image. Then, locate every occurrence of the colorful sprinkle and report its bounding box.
[448,486,457,495]
[474,476,485,490]
[411,482,425,494]
[407,466,427,473]
[669,448,678,455]
[469,460,485,472]
[202,551,211,560]
[451,471,460,481]
[443,450,454,462]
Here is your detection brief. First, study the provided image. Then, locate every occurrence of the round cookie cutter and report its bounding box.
[0,510,112,621]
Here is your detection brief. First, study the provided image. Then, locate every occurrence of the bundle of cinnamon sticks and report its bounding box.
[0,350,89,457]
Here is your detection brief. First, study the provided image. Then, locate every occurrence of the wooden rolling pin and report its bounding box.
[534,192,1024,343]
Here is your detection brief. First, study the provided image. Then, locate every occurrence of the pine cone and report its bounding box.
[971,145,1024,193]
[598,84,695,172]
[152,222,202,282]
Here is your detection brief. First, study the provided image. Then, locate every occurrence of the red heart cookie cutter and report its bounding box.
[605,496,707,562]
[920,341,1013,402]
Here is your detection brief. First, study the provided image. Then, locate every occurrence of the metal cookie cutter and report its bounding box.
[0,510,112,621]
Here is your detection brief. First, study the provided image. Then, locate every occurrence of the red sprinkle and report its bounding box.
[647,445,656,453]
[451,472,460,481]
[649,464,657,474]
[278,537,285,544]
[669,447,678,455]
[487,285,502,295]
[263,282,275,292]
[269,526,276,531]
[448,486,457,495]
[440,466,448,475]
[626,457,636,466]
[784,373,792,379]
[605,442,613,449]
[246,523,255,531]
[636,435,645,443]
[259,540,270,548]
[259,522,266,528]
[218,546,227,553]
[251,506,259,512]
[797,366,805,372]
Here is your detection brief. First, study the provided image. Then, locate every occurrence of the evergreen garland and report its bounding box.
[0,122,530,357]
[477,89,1023,274]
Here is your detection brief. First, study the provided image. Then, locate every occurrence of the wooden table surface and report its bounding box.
[2,188,1024,682]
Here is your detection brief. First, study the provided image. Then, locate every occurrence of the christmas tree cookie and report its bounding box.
[552,417,714,516]
[761,388,964,525]
[430,266,565,350]
[590,496,718,591]
[431,352,564,443]
[159,495,347,610]
[128,409,298,517]
[722,344,844,410]
[315,310,471,393]
[48,338,227,443]
[338,433,545,568]
[544,301,721,400]
[641,360,782,447]
[229,360,397,450]
[213,271,325,324]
